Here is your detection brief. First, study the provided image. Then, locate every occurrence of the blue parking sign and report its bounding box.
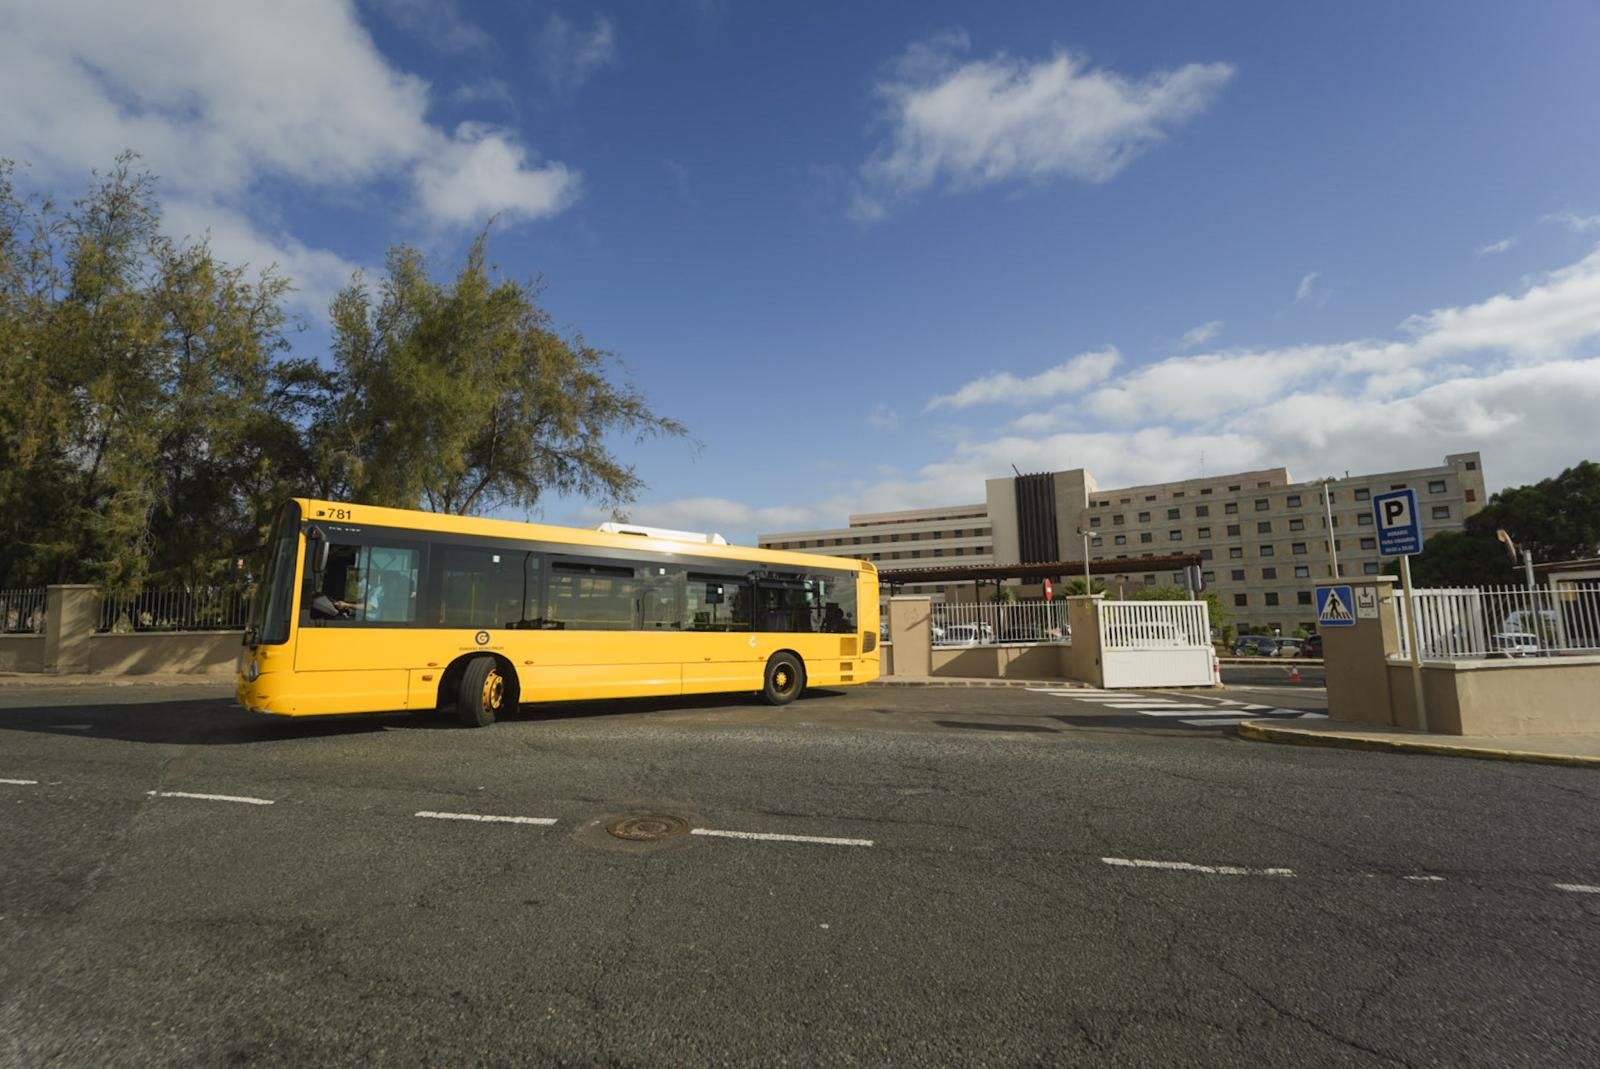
[1372,488,1422,556]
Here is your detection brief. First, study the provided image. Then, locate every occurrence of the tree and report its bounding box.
[1130,584,1232,636]
[1060,577,1108,596]
[316,234,688,515]
[1404,461,1600,585]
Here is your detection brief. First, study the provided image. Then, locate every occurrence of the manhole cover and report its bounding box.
[607,815,689,841]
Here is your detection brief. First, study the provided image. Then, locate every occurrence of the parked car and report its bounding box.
[1232,634,1278,656]
[1491,631,1541,657]
[935,623,993,646]
[1273,638,1304,658]
[1299,634,1324,658]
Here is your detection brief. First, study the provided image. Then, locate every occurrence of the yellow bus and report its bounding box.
[237,499,880,726]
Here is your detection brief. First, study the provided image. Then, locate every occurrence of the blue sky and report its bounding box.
[4,0,1600,542]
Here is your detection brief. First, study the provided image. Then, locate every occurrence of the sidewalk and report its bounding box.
[1240,718,1600,768]
[0,672,232,688]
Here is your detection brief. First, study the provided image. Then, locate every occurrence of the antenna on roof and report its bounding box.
[1011,464,1023,478]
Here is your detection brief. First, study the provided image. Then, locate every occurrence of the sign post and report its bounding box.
[1373,488,1427,731]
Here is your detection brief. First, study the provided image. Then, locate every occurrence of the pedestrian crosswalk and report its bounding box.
[1026,688,1328,729]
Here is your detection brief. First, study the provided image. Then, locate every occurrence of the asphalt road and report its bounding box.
[2,680,1597,1067]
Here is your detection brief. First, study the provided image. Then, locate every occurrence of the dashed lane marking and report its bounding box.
[1404,875,1446,882]
[1554,883,1600,894]
[691,828,874,847]
[1180,717,1250,727]
[1102,857,1295,877]
[1,778,39,786]
[415,811,558,826]
[147,790,274,806]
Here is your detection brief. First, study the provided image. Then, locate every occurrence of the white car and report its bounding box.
[1491,631,1541,657]
[935,623,993,646]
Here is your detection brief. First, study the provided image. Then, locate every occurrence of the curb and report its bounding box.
[866,679,1079,689]
[1238,720,1600,769]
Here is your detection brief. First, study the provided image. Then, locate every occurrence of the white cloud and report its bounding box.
[415,123,579,224]
[926,346,1120,410]
[1294,271,1320,304]
[534,13,617,91]
[853,33,1233,219]
[866,403,899,431]
[1476,237,1516,256]
[1542,212,1600,233]
[0,0,581,240]
[161,199,366,317]
[1180,320,1223,349]
[617,246,1600,542]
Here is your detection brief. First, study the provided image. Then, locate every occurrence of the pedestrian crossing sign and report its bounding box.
[1316,585,1356,627]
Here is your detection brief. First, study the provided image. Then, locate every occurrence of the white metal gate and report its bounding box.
[1097,600,1216,688]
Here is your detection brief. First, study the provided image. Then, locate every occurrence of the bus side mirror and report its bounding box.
[307,525,330,573]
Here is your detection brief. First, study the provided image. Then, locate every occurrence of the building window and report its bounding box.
[1144,574,1156,585]
[1201,488,1214,496]
[1465,460,1477,470]
[1169,530,1183,541]
[1140,532,1154,544]
[1358,514,1373,526]
[1255,499,1270,511]
[1227,524,1241,537]
[1265,593,1280,607]
[1090,537,1103,548]
[1364,562,1381,575]
[1203,571,1215,582]
[1297,590,1312,605]
[1225,503,1239,514]
[1145,495,1157,502]
[1287,495,1302,508]
[1465,489,1477,502]
[1200,548,1214,561]
[1429,480,1447,493]
[1360,537,1376,550]
[1167,508,1180,520]
[1432,505,1451,520]
[1195,505,1210,517]
[1089,516,1101,528]
[1355,488,1371,501]
[1234,593,1248,607]
[1115,535,1127,546]
[1228,484,1241,492]
[1257,521,1272,534]
[1260,545,1275,557]
[1113,515,1125,526]
[1262,567,1277,580]
[1294,565,1310,578]
[1229,547,1244,559]
[1292,542,1307,555]
[1289,518,1305,531]
[1198,527,1211,538]
[1390,484,1407,491]
[1138,512,1151,523]
[1231,569,1246,581]
[1172,572,1185,584]
[1120,497,1131,504]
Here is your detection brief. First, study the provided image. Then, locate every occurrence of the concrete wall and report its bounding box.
[44,585,97,673]
[1061,596,1105,687]
[1323,577,1401,727]
[930,643,1070,681]
[887,596,932,677]
[1386,657,1600,736]
[88,632,242,676]
[0,635,45,673]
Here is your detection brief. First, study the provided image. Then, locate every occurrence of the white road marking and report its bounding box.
[1106,706,1227,715]
[1180,717,1249,727]
[1102,857,1294,877]
[414,811,558,826]
[1,778,39,785]
[1298,712,1330,719]
[1554,883,1600,894]
[691,828,874,847]
[1404,875,1445,882]
[147,790,274,806]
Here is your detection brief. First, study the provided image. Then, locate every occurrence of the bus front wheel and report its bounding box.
[458,656,507,727]
[762,653,805,706]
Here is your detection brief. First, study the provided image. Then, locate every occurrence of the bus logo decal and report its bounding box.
[475,631,491,646]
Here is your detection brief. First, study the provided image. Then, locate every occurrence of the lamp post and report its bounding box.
[1322,478,1340,579]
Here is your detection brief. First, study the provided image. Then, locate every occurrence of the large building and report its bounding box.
[759,452,1487,636]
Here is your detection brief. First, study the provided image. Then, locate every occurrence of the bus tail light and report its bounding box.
[863,632,877,654]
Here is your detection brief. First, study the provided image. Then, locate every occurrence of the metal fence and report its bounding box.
[1,588,47,634]
[931,600,1071,646]
[98,587,251,633]
[1099,599,1212,650]
[1395,584,1600,660]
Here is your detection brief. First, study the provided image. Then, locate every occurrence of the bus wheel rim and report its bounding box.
[483,672,503,710]
[775,667,791,691]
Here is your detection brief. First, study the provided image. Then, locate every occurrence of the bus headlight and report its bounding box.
[244,659,261,682]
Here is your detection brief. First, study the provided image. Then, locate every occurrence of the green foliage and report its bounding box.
[991,584,1018,604]
[1406,461,1600,585]
[0,157,686,591]
[1060,577,1107,596]
[1128,585,1231,635]
[315,233,688,515]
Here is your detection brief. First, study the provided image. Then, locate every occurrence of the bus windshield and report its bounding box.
[249,502,301,646]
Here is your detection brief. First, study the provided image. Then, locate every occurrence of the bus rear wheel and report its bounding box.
[762,653,805,706]
[457,656,507,727]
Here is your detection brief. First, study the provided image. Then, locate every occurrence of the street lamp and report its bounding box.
[1320,478,1340,579]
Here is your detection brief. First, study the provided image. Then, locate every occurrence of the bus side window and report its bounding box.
[303,543,364,621]
[640,564,683,630]
[363,546,420,623]
[686,574,752,632]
